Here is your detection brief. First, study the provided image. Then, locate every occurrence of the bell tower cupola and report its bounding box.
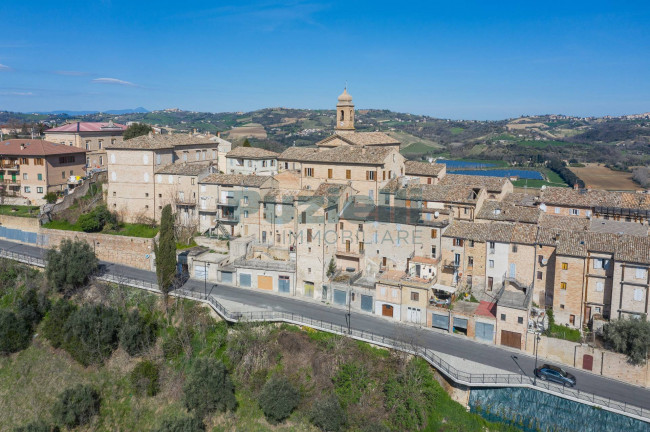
[336,88,355,131]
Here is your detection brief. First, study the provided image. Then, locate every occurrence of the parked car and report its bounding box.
[534,364,576,387]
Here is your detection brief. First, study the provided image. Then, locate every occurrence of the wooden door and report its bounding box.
[258,275,272,291]
[382,304,393,317]
[582,354,593,371]
[500,330,521,349]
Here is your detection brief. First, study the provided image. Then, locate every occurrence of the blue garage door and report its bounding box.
[360,295,373,312]
[240,273,251,287]
[278,275,290,293]
[221,271,233,284]
[476,322,494,342]
[453,317,468,330]
[432,313,449,330]
[333,289,347,305]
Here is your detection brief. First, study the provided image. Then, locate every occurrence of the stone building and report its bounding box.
[44,121,126,169]
[225,146,279,176]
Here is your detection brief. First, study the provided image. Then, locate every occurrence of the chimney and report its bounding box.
[76,121,80,132]
[217,131,221,138]
[20,143,25,150]
[573,183,579,190]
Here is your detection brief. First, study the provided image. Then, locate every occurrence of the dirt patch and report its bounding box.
[227,123,267,139]
[569,163,640,191]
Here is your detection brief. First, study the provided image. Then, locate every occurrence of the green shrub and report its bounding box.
[130,360,160,397]
[42,299,77,349]
[15,288,49,329]
[333,363,369,407]
[63,304,121,366]
[51,384,101,428]
[310,394,347,432]
[0,309,31,355]
[119,309,156,356]
[43,192,58,204]
[258,376,300,424]
[46,239,98,295]
[384,358,437,431]
[14,421,60,432]
[153,417,205,432]
[603,316,650,365]
[183,358,236,418]
[77,212,103,232]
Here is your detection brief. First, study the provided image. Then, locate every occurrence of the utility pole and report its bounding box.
[534,332,541,385]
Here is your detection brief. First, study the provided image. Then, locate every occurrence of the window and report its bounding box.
[22,173,28,180]
[489,260,494,268]
[98,140,103,149]
[570,209,579,216]
[431,229,437,239]
[61,171,65,179]
[469,240,475,247]
[244,210,249,218]
[85,141,90,150]
[569,315,575,325]
[489,241,495,250]
[359,242,364,253]
[244,196,249,205]
[537,271,543,280]
[518,317,524,324]
[635,268,647,279]
[512,245,518,253]
[453,238,463,247]
[358,223,363,232]
[596,281,604,292]
[20,157,29,165]
[113,192,116,197]
[560,304,565,309]
[411,292,419,301]
[346,169,351,179]
[431,246,436,258]
[560,282,567,290]
[468,256,474,268]
[555,207,560,214]
[34,158,43,166]
[488,277,494,291]
[392,289,398,298]
[99,156,103,165]
[593,259,602,269]
[500,313,506,321]
[36,187,43,193]
[366,171,376,180]
[24,186,31,193]
[304,167,314,177]
[183,152,188,162]
[562,262,568,270]
[307,229,312,243]
[634,289,644,302]
[195,151,200,161]
[328,168,333,179]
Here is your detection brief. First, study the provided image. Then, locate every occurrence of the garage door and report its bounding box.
[407,307,421,323]
[278,276,290,293]
[240,273,251,287]
[432,313,449,330]
[333,289,347,305]
[195,265,206,279]
[258,275,273,290]
[382,304,394,317]
[304,281,314,297]
[360,295,373,312]
[453,317,468,330]
[221,271,233,284]
[501,330,522,349]
[475,322,494,342]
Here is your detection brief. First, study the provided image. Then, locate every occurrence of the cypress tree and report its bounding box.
[154,204,177,297]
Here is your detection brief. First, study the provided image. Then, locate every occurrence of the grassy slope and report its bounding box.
[0,205,40,218]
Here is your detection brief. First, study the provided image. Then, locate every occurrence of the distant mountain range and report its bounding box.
[33,107,149,116]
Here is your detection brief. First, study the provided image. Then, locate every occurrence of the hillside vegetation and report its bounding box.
[0,257,521,432]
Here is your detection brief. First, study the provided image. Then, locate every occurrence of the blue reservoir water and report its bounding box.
[437,159,497,169]
[448,169,544,180]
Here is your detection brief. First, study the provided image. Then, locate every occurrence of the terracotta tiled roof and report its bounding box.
[538,214,590,231]
[475,301,497,319]
[155,162,211,176]
[443,221,536,245]
[107,134,215,149]
[280,145,393,165]
[317,131,400,147]
[0,139,86,156]
[439,173,511,193]
[46,121,126,133]
[404,160,446,177]
[442,220,489,242]
[476,200,541,224]
[226,146,279,159]
[398,184,483,205]
[313,183,349,197]
[199,173,271,187]
[539,187,650,211]
[278,146,320,161]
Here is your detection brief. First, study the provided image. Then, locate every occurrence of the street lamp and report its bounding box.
[533,333,542,385]
[346,289,355,334]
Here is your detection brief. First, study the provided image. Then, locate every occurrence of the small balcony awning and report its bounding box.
[432,283,457,294]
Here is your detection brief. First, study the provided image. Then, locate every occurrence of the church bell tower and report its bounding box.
[335,88,355,131]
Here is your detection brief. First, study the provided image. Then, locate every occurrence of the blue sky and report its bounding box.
[0,1,649,119]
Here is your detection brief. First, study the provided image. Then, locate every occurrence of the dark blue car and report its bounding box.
[534,364,576,387]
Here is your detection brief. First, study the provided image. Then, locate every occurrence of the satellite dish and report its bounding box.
[541,258,548,265]
[434,211,439,219]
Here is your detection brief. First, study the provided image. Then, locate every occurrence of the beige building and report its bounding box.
[45,121,126,170]
[0,139,86,204]
[106,134,220,222]
[404,160,447,185]
[225,146,279,176]
[154,163,212,225]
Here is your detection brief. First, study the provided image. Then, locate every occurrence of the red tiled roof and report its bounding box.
[0,140,86,156]
[46,122,126,133]
[475,301,497,319]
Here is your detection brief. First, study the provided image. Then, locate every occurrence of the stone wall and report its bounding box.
[41,228,155,270]
[0,215,40,232]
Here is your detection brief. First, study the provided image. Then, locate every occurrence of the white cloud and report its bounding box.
[92,77,137,86]
[0,64,10,71]
[0,91,33,96]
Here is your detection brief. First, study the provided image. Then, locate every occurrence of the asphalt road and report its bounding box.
[2,238,649,412]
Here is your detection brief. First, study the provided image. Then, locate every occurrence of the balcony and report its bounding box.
[443,260,461,269]
[1,163,19,171]
[176,198,197,207]
[217,214,239,223]
[0,178,20,185]
[217,198,238,207]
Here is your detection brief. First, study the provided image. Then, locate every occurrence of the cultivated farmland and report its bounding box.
[569,163,640,191]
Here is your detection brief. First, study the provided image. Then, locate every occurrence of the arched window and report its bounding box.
[340,110,345,121]
[349,109,353,120]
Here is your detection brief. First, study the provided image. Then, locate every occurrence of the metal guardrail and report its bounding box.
[0,247,648,421]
